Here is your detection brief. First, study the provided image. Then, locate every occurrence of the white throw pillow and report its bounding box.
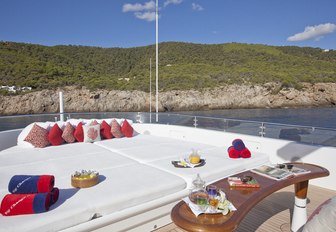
[82,124,101,143]
[80,119,97,125]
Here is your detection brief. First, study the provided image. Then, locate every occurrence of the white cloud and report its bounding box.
[192,3,203,11]
[287,23,336,41]
[122,1,155,12]
[164,0,183,7]
[122,1,157,22]
[123,0,184,22]
[134,11,156,22]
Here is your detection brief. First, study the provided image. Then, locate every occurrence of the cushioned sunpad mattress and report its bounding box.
[0,144,186,232]
[0,133,269,232]
[0,142,119,168]
[147,146,270,185]
[95,134,216,162]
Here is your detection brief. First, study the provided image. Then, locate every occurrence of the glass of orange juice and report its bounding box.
[189,149,201,164]
[207,185,219,212]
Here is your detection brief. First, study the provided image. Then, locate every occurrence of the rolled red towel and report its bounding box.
[228,146,240,158]
[240,148,251,158]
[8,175,55,194]
[232,139,245,151]
[0,193,51,216]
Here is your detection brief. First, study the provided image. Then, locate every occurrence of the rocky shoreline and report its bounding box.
[0,83,336,115]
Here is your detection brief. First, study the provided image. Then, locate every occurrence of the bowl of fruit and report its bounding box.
[71,170,99,188]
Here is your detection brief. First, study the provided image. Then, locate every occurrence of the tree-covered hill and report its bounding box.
[0,41,335,93]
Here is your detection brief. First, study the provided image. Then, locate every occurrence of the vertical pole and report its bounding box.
[59,92,64,122]
[155,0,159,122]
[149,58,152,123]
[291,180,309,231]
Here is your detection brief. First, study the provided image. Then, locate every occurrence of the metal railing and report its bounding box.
[1,112,336,147]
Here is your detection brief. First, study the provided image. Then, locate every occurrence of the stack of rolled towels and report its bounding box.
[227,139,251,158]
[0,175,59,216]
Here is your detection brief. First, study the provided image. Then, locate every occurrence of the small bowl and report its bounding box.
[277,164,286,169]
[71,170,99,188]
[240,175,253,183]
[286,164,294,170]
[71,175,99,188]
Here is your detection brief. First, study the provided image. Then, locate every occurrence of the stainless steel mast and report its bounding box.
[155,0,159,122]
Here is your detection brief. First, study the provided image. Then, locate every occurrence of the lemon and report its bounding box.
[190,155,201,164]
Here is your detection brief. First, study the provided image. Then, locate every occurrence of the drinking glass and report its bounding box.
[206,185,217,197]
[196,193,208,212]
[206,185,219,212]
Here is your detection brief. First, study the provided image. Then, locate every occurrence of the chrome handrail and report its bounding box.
[1,111,336,147]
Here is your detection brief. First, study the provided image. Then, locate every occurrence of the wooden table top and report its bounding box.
[171,162,329,232]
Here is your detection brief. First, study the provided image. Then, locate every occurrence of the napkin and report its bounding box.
[182,196,237,216]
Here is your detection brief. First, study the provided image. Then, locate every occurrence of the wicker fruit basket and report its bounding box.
[71,170,99,188]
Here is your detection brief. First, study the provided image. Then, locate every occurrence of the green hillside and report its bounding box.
[0,41,335,93]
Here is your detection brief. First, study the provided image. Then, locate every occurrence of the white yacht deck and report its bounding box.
[0,113,335,231]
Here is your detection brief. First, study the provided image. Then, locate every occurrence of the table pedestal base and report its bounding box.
[291,197,307,232]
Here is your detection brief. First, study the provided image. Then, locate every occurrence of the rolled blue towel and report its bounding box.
[232,139,245,151]
[8,175,54,194]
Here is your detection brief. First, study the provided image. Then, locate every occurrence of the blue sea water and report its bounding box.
[180,107,336,146]
[182,107,336,129]
[0,107,335,132]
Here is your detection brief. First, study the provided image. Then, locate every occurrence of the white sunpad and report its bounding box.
[201,146,270,171]
[95,134,216,162]
[147,148,270,185]
[0,163,186,232]
[198,146,229,157]
[0,151,138,192]
[0,142,115,168]
[78,164,187,216]
[94,134,180,150]
[0,128,270,232]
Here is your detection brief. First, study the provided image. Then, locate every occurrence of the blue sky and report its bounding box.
[0,0,335,49]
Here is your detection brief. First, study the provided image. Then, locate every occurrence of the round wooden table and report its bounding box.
[171,163,329,232]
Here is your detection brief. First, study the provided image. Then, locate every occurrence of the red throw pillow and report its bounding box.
[100,120,112,139]
[121,120,134,138]
[62,122,76,143]
[24,123,49,148]
[48,123,64,146]
[111,119,123,138]
[74,122,84,142]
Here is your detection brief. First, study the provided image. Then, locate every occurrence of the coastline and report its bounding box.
[0,82,336,116]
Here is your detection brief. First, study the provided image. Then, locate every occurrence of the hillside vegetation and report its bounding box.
[0,41,335,93]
